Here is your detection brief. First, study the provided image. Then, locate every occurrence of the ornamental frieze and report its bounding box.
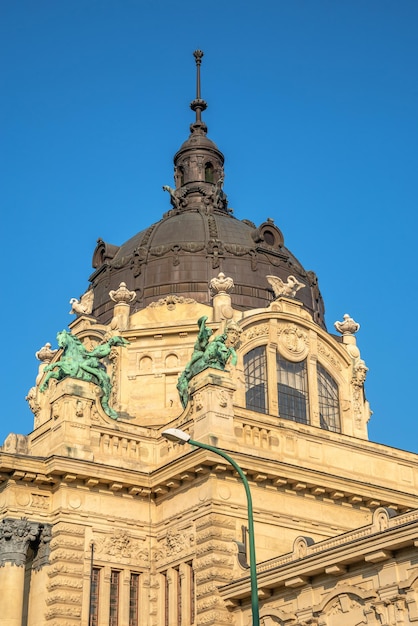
[196,582,220,597]
[181,242,206,253]
[197,596,223,611]
[277,323,309,361]
[196,513,235,533]
[94,529,148,564]
[154,527,195,562]
[50,548,84,563]
[195,609,233,624]
[317,340,343,372]
[240,324,269,344]
[53,522,85,536]
[47,577,83,591]
[150,244,171,257]
[50,536,84,550]
[48,562,83,577]
[149,295,196,309]
[195,553,232,569]
[45,606,82,620]
[46,592,82,606]
[223,243,253,256]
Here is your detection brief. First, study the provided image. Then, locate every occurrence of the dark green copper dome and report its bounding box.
[88,51,326,328]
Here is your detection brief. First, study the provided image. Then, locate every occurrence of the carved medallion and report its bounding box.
[277,324,309,361]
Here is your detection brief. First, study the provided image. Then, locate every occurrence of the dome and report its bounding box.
[88,51,326,328]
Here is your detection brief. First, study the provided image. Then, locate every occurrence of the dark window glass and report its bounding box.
[174,566,181,626]
[244,346,267,413]
[109,570,120,626]
[188,561,195,625]
[317,363,340,432]
[277,356,308,424]
[129,573,140,626]
[263,230,275,246]
[205,162,214,182]
[90,568,100,626]
[164,572,169,626]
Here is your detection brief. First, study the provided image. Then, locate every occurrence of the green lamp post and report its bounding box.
[162,428,260,626]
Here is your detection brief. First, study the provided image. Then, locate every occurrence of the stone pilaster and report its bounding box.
[195,513,236,626]
[189,369,236,444]
[27,524,53,626]
[45,522,85,625]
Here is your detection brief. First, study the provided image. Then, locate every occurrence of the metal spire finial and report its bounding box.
[190,49,207,124]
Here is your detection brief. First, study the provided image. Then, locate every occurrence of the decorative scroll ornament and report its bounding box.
[277,323,309,361]
[334,313,360,336]
[293,535,315,559]
[267,274,305,299]
[35,342,58,363]
[209,272,234,295]
[69,289,94,315]
[109,281,136,304]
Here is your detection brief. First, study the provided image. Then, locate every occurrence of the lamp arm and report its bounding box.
[188,438,259,626]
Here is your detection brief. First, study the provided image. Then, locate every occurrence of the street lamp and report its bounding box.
[162,428,260,626]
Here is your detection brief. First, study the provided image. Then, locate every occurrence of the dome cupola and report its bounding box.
[88,52,326,328]
[165,50,228,214]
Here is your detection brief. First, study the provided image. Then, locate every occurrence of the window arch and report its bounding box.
[317,362,340,432]
[276,355,308,424]
[244,346,267,414]
[204,162,214,183]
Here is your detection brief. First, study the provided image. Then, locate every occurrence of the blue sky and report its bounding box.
[1,1,417,451]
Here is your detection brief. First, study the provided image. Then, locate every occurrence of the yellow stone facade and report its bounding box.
[1,284,418,626]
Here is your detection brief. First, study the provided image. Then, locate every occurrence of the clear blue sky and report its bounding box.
[1,1,417,451]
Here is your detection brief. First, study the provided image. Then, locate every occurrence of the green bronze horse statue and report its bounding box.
[40,330,129,419]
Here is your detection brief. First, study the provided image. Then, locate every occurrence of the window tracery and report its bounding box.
[317,362,340,432]
[243,343,342,433]
[276,355,308,424]
[244,346,267,414]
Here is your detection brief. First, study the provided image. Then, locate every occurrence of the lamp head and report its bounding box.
[162,428,191,444]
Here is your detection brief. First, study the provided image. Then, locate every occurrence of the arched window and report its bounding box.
[317,363,340,432]
[277,355,308,424]
[244,346,267,414]
[205,162,214,183]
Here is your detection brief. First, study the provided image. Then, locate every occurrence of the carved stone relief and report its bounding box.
[317,340,343,372]
[241,324,269,344]
[277,324,309,361]
[94,529,148,565]
[154,527,195,563]
[149,295,196,309]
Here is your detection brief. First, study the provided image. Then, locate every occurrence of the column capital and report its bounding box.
[0,518,40,567]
